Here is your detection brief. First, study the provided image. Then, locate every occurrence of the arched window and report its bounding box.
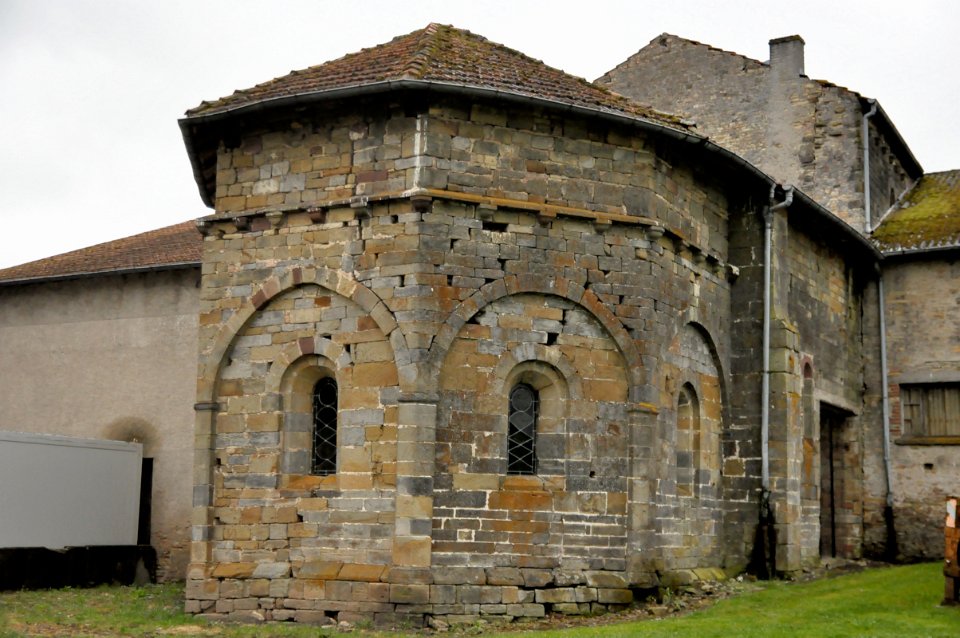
[676,384,700,498]
[508,383,538,475]
[311,377,338,475]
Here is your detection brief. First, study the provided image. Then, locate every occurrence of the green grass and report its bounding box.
[504,563,960,638]
[0,563,956,637]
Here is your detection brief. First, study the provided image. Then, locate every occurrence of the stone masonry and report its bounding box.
[181,26,884,625]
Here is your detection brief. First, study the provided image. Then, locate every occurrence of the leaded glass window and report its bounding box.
[508,383,538,475]
[312,377,338,475]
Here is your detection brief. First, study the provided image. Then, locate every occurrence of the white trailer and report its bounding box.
[0,431,142,549]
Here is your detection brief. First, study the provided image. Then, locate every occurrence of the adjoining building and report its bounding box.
[599,33,959,560]
[0,222,201,582]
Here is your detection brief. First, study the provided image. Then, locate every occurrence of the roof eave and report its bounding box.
[879,243,960,260]
[860,97,923,179]
[0,261,200,288]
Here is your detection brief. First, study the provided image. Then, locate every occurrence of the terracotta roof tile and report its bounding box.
[184,23,687,130]
[872,170,960,253]
[0,221,202,284]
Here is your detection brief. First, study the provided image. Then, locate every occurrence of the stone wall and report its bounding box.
[187,92,882,623]
[0,269,198,581]
[598,35,915,236]
[188,96,751,623]
[882,257,960,558]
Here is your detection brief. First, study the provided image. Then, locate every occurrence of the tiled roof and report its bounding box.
[872,171,960,253]
[184,23,686,129]
[0,221,202,285]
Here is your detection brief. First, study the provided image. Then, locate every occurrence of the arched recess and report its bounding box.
[197,266,403,403]
[799,358,819,566]
[427,274,647,402]
[265,337,353,476]
[432,291,632,569]
[662,320,725,561]
[489,345,582,478]
[675,383,701,499]
[666,309,730,415]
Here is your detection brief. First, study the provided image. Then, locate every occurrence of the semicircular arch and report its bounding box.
[428,274,645,399]
[198,266,402,402]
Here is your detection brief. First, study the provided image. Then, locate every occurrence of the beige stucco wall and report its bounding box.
[0,267,199,580]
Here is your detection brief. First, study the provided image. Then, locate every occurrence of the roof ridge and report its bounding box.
[401,22,444,79]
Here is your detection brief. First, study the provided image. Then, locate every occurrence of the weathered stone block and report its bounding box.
[596,588,633,604]
[521,569,553,588]
[535,588,576,603]
[432,566,486,585]
[212,562,256,578]
[390,583,430,604]
[252,562,290,579]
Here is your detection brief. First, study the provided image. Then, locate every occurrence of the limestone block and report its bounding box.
[338,563,386,582]
[252,562,290,579]
[596,588,633,604]
[390,583,430,604]
[432,566,487,585]
[535,588,576,603]
[296,560,342,579]
[505,603,545,617]
[212,562,256,578]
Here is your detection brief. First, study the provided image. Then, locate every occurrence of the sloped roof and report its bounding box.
[185,23,685,127]
[872,170,960,253]
[0,221,202,285]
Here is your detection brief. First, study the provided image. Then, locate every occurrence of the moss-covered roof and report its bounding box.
[185,23,686,128]
[872,170,960,253]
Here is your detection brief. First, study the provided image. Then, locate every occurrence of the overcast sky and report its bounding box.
[1,0,957,269]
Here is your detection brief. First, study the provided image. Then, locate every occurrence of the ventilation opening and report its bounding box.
[482,221,509,232]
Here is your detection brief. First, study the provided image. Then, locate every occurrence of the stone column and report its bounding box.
[766,208,804,573]
[391,395,438,587]
[625,402,661,587]
[185,402,219,612]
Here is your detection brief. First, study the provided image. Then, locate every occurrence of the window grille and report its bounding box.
[902,383,960,438]
[312,377,338,475]
[508,383,538,475]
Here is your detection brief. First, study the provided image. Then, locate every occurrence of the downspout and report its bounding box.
[864,95,896,555]
[862,99,878,231]
[878,269,894,511]
[757,182,792,578]
[762,183,794,494]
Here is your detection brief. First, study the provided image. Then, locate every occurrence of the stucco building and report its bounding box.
[0,223,201,581]
[0,23,955,626]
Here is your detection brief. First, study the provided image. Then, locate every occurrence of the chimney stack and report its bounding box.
[769,35,805,77]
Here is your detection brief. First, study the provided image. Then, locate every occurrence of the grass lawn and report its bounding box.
[0,563,956,637]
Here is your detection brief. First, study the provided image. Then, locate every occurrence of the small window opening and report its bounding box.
[312,377,338,475]
[508,383,538,475]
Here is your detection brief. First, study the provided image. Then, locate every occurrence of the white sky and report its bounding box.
[0,0,957,269]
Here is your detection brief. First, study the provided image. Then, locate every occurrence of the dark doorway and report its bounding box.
[819,405,855,558]
[138,458,153,546]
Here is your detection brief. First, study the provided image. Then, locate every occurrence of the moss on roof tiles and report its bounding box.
[184,23,688,131]
[872,170,960,252]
